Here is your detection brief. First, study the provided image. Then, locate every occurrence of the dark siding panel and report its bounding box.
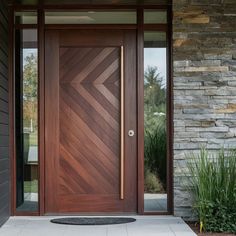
[0,159,9,172]
[0,62,8,80]
[0,194,9,211]
[0,100,8,113]
[0,147,9,160]
[0,35,8,56]
[0,182,10,196]
[0,124,9,136]
[0,0,10,227]
[0,138,9,147]
[0,48,8,65]
[0,77,8,90]
[0,86,8,99]
[0,112,9,124]
[0,206,9,226]
[0,170,9,184]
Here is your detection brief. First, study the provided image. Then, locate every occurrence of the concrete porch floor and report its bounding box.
[0,216,197,236]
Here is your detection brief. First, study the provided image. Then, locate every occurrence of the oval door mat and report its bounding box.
[50,217,136,225]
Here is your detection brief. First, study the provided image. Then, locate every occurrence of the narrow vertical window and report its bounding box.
[144,32,167,212]
[15,29,38,212]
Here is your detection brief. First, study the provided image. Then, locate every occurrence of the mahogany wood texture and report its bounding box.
[45,30,137,213]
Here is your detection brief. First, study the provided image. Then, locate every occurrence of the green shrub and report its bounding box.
[144,169,165,193]
[186,148,236,233]
[144,116,167,190]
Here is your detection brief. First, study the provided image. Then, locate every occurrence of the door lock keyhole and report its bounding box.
[128,130,135,137]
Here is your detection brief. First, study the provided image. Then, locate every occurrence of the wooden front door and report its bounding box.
[44,30,137,213]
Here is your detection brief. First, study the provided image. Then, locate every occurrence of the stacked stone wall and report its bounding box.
[173,0,236,219]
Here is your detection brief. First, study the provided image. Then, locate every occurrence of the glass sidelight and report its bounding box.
[15,29,39,212]
[144,31,167,212]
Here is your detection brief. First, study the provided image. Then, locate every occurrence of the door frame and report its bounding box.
[9,5,173,216]
[44,29,138,214]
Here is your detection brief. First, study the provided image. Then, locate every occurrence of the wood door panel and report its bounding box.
[45,31,59,213]
[60,46,120,198]
[59,30,123,47]
[60,84,119,155]
[45,30,137,213]
[58,195,128,213]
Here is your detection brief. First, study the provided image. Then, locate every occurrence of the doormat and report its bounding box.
[50,217,136,225]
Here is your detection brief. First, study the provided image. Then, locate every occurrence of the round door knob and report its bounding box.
[128,130,135,137]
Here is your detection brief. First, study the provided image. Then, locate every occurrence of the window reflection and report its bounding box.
[16,29,38,212]
[144,10,167,24]
[15,12,37,24]
[45,11,137,24]
[144,32,167,212]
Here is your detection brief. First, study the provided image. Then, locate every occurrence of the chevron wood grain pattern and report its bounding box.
[59,46,120,196]
[45,30,137,213]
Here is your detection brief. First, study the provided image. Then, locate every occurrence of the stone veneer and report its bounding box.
[173,0,236,219]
